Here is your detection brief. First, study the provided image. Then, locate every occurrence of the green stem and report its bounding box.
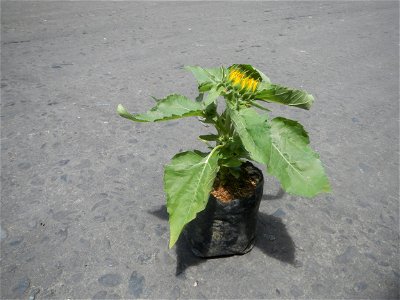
[209,144,224,161]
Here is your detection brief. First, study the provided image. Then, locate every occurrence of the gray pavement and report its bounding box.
[1,1,399,299]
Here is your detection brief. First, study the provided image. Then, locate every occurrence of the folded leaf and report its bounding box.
[228,105,271,165]
[268,117,331,197]
[164,148,220,248]
[198,134,219,142]
[185,66,225,92]
[249,100,271,112]
[198,82,215,93]
[255,83,314,110]
[117,94,203,122]
[254,67,271,84]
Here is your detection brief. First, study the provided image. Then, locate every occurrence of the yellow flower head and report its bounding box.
[228,65,261,93]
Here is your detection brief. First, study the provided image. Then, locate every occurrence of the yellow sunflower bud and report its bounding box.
[228,67,259,93]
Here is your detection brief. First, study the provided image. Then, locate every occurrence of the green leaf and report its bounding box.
[185,66,225,91]
[203,85,223,107]
[228,105,271,165]
[254,67,271,84]
[249,100,271,112]
[202,101,218,124]
[220,158,242,168]
[199,134,219,142]
[164,148,221,248]
[268,117,331,197]
[117,94,203,122]
[255,83,314,110]
[198,82,215,93]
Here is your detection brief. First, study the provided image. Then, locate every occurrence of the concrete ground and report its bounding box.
[1,1,399,299]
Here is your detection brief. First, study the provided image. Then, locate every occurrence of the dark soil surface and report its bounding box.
[211,162,262,202]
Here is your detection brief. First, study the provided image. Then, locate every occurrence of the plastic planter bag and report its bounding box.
[185,163,264,258]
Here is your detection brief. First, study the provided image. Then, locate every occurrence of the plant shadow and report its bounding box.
[148,205,204,275]
[255,213,295,264]
[148,204,296,275]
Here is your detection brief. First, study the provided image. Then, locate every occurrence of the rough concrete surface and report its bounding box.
[1,1,399,299]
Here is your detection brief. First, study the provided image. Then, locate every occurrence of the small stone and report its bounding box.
[58,159,70,166]
[335,246,358,264]
[378,261,390,267]
[170,286,180,299]
[294,260,303,268]
[104,257,118,267]
[154,224,167,236]
[93,291,120,300]
[311,283,324,294]
[354,281,368,292]
[117,154,132,163]
[364,253,377,261]
[103,238,111,250]
[265,234,276,241]
[91,199,110,212]
[79,238,90,248]
[56,228,68,242]
[27,220,37,229]
[8,264,17,273]
[31,177,44,186]
[18,162,31,170]
[55,261,64,277]
[71,273,83,283]
[137,253,153,264]
[286,204,295,210]
[104,167,120,176]
[42,289,56,298]
[93,291,108,299]
[162,252,175,266]
[94,215,106,222]
[128,138,138,144]
[9,236,24,246]
[272,208,286,218]
[98,274,121,287]
[193,281,198,287]
[28,287,40,300]
[358,162,371,173]
[25,254,35,262]
[0,225,8,241]
[290,285,304,298]
[325,195,335,202]
[357,200,370,208]
[128,271,145,297]
[321,225,335,234]
[75,159,91,169]
[13,277,30,296]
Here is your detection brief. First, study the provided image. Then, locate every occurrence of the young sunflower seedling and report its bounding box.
[118,64,330,249]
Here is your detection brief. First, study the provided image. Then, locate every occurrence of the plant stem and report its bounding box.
[209,144,223,157]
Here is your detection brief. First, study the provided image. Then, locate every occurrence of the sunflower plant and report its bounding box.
[117,64,331,248]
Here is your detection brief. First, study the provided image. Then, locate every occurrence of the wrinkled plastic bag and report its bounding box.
[185,163,264,258]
